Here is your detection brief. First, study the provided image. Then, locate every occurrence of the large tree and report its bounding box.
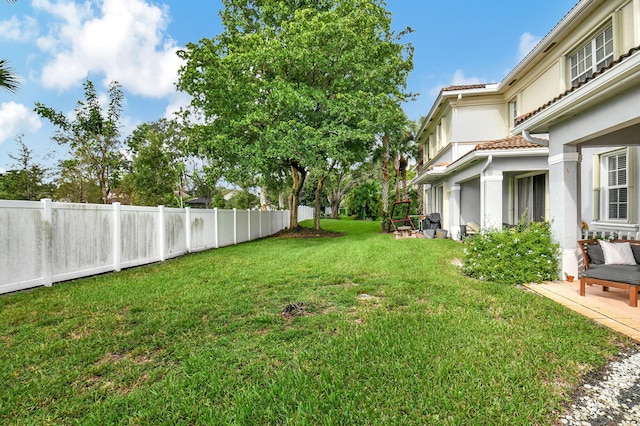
[0,135,53,200]
[125,118,188,207]
[34,80,124,204]
[177,0,413,229]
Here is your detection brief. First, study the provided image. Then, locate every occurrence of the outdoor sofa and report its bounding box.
[577,239,640,307]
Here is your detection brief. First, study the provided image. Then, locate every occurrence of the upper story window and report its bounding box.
[604,150,627,220]
[508,98,518,129]
[569,25,614,87]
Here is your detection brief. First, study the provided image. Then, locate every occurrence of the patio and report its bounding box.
[526,280,640,342]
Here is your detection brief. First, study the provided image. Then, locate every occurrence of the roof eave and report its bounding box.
[411,147,549,185]
[500,0,597,88]
[514,51,640,133]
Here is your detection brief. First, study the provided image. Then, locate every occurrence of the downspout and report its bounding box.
[522,129,549,146]
[480,155,493,230]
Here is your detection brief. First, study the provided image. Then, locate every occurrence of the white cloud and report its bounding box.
[34,0,183,98]
[518,32,541,61]
[0,16,38,41]
[451,69,483,86]
[0,102,42,144]
[163,91,192,120]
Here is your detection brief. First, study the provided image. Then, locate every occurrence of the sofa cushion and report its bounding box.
[582,266,640,285]
[586,244,605,265]
[632,245,640,264]
[600,241,637,265]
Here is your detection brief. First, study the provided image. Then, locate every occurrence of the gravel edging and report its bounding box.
[556,346,640,425]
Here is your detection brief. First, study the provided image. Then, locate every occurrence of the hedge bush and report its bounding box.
[462,221,560,285]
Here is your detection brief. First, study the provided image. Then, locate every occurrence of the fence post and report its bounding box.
[247,209,251,241]
[185,207,191,253]
[158,205,166,262]
[214,208,219,248]
[113,202,121,272]
[233,208,237,245]
[259,209,263,239]
[41,198,53,287]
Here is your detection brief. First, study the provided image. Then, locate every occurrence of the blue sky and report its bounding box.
[0,0,578,173]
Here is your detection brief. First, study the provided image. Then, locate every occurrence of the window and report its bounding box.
[508,98,518,129]
[435,185,444,214]
[515,173,546,222]
[569,25,614,87]
[604,151,627,220]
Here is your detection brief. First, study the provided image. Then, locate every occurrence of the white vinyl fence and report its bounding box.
[0,199,314,295]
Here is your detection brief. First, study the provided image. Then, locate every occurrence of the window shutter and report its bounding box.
[592,154,600,221]
[627,147,637,223]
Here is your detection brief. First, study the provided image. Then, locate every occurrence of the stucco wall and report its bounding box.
[520,64,563,114]
[452,103,506,142]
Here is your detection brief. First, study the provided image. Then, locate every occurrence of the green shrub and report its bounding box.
[462,221,560,284]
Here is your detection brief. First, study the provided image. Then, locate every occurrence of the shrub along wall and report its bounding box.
[462,221,560,285]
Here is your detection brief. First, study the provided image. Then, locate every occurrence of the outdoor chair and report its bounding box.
[422,213,441,230]
[460,221,480,239]
[388,200,414,232]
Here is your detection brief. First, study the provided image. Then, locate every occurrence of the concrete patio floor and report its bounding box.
[526,280,640,342]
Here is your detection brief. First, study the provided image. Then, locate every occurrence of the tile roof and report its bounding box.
[424,135,546,173]
[516,45,640,125]
[472,135,547,151]
[441,84,491,92]
[427,161,450,171]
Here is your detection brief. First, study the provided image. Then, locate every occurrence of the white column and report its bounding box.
[214,208,219,248]
[113,202,121,272]
[247,209,252,241]
[450,185,461,240]
[158,206,166,261]
[549,149,581,277]
[233,208,237,245]
[481,173,503,230]
[185,207,192,253]
[41,198,53,287]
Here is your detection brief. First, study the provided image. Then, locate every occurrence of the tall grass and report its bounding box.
[0,219,629,424]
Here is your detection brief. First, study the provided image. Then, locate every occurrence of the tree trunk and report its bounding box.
[400,154,408,200]
[288,164,306,229]
[393,152,401,202]
[416,160,424,215]
[381,134,390,216]
[313,174,328,231]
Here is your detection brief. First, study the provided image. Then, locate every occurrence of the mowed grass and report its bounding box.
[0,219,630,425]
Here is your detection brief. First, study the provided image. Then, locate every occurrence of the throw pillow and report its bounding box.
[631,245,640,264]
[599,241,637,265]
[586,244,605,264]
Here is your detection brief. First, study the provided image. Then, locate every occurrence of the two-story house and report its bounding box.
[413,0,640,277]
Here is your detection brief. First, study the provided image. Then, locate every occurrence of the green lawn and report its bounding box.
[0,219,630,425]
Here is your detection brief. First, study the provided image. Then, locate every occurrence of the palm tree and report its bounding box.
[391,119,418,202]
[2,1,20,93]
[0,59,19,93]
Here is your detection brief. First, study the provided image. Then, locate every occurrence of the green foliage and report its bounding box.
[224,189,259,209]
[34,80,124,204]
[53,159,102,203]
[124,119,187,207]
[177,0,413,227]
[0,59,19,93]
[462,221,561,284]
[0,136,53,200]
[0,220,626,424]
[346,180,380,220]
